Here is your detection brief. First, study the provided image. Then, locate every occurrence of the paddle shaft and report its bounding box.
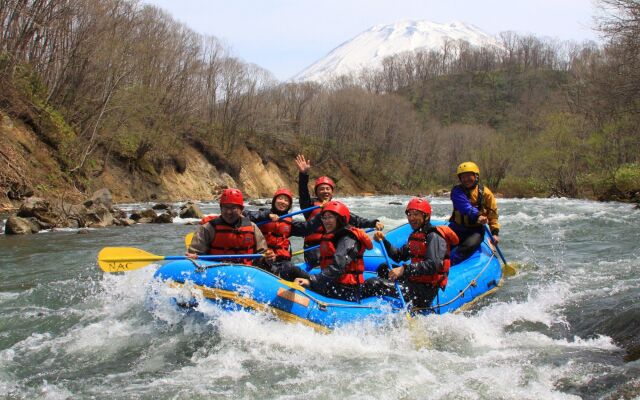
[293,244,319,257]
[378,240,408,310]
[184,206,321,249]
[98,247,266,273]
[484,225,508,265]
[187,254,263,261]
[256,205,320,226]
[100,253,264,263]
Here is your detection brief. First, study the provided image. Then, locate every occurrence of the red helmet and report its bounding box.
[322,200,350,224]
[272,188,293,211]
[314,176,335,193]
[406,197,432,216]
[219,188,244,208]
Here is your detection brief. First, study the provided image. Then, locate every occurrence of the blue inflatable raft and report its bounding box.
[154,221,503,332]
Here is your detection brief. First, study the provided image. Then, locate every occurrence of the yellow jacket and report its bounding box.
[450,184,500,234]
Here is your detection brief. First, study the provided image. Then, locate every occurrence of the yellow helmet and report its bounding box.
[456,162,480,176]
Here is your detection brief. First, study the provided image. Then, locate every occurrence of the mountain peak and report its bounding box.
[293,20,499,83]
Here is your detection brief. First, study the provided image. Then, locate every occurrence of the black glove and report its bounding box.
[376,263,389,279]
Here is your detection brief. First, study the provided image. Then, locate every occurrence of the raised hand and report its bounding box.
[295,154,311,174]
[373,231,385,241]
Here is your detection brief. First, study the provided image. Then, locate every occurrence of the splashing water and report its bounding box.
[1,196,638,399]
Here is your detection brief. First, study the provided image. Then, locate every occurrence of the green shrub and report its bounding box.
[6,62,77,167]
[498,176,549,197]
[614,163,640,193]
[576,172,614,198]
[114,133,140,160]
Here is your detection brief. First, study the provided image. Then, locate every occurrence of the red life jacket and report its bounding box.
[407,225,459,289]
[303,200,325,246]
[208,216,256,266]
[319,227,373,286]
[259,217,292,260]
[200,214,217,225]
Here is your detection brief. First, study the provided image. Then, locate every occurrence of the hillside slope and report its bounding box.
[0,110,376,209]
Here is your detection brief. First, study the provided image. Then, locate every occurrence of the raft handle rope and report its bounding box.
[412,250,497,313]
[185,250,498,314]
[187,257,205,272]
[185,230,498,314]
[192,262,408,312]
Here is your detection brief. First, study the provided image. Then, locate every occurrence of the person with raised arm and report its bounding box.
[294,154,383,269]
[243,188,321,281]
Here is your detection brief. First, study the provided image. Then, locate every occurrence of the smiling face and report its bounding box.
[273,194,291,212]
[459,172,478,189]
[406,210,426,230]
[315,184,334,202]
[220,204,243,224]
[321,211,339,233]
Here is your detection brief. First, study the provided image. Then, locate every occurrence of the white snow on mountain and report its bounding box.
[293,20,500,83]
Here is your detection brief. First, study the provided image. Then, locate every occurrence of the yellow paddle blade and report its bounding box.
[502,263,518,277]
[403,313,433,349]
[184,232,194,250]
[97,247,165,272]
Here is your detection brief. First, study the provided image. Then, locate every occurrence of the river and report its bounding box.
[0,196,638,399]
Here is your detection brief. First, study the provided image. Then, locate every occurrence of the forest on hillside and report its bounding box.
[0,0,638,200]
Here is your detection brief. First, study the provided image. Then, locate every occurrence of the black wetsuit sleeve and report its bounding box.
[290,213,323,237]
[350,213,379,229]
[310,236,358,292]
[243,209,270,224]
[381,239,411,263]
[404,233,447,277]
[298,172,312,210]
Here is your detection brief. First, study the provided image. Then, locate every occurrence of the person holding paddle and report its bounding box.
[187,188,276,266]
[295,154,383,269]
[363,198,459,310]
[449,162,500,265]
[294,201,373,301]
[244,188,322,281]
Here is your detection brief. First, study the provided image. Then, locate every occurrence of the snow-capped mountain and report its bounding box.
[293,20,500,83]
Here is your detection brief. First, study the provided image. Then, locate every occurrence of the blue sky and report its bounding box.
[143,0,602,81]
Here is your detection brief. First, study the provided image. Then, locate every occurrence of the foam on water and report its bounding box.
[0,291,21,303]
[171,216,200,224]
[1,196,638,398]
[107,265,620,397]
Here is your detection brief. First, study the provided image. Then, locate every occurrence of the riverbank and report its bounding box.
[2,109,639,211]
[0,110,378,207]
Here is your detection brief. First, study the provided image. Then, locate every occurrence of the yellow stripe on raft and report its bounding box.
[167,282,331,333]
[455,277,504,314]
